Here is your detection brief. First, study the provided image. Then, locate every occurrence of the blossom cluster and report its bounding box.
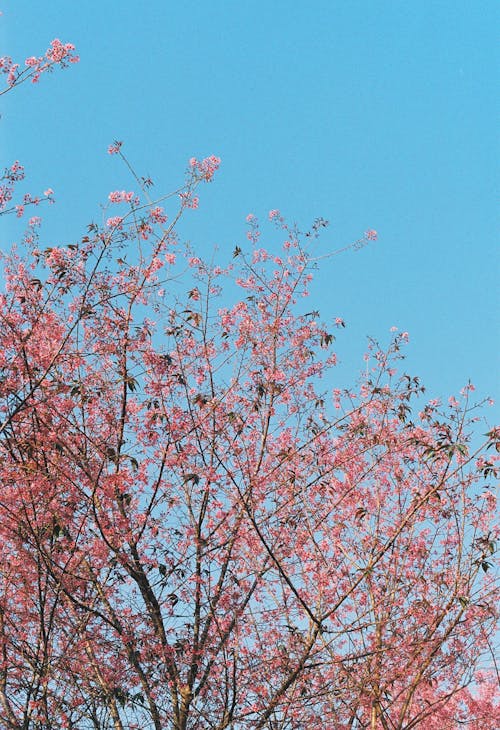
[189,155,221,182]
[0,161,25,213]
[106,216,124,229]
[108,190,136,204]
[108,140,123,155]
[1,161,55,219]
[1,39,79,88]
[179,191,199,209]
[149,206,168,224]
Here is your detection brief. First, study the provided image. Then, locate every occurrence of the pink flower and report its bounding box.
[188,155,221,182]
[364,229,378,240]
[46,39,76,64]
[25,56,42,67]
[268,209,280,220]
[108,141,122,155]
[106,216,123,228]
[7,63,19,86]
[10,161,24,177]
[179,192,199,209]
[149,207,168,224]
[108,190,134,204]
[43,188,54,197]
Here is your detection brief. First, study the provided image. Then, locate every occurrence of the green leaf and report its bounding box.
[126,376,138,392]
[320,332,334,348]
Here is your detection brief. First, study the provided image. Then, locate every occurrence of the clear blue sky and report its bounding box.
[1,0,498,418]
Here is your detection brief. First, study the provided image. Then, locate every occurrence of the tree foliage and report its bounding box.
[0,27,498,730]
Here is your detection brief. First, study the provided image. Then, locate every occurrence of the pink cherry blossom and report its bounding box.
[188,154,221,181]
[106,216,123,228]
[108,140,123,155]
[0,16,497,729]
[108,189,135,203]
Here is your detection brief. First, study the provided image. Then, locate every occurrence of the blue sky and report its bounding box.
[1,0,498,419]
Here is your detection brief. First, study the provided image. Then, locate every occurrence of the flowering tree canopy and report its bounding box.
[0,27,498,730]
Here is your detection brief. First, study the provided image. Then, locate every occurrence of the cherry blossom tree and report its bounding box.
[0,28,498,730]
